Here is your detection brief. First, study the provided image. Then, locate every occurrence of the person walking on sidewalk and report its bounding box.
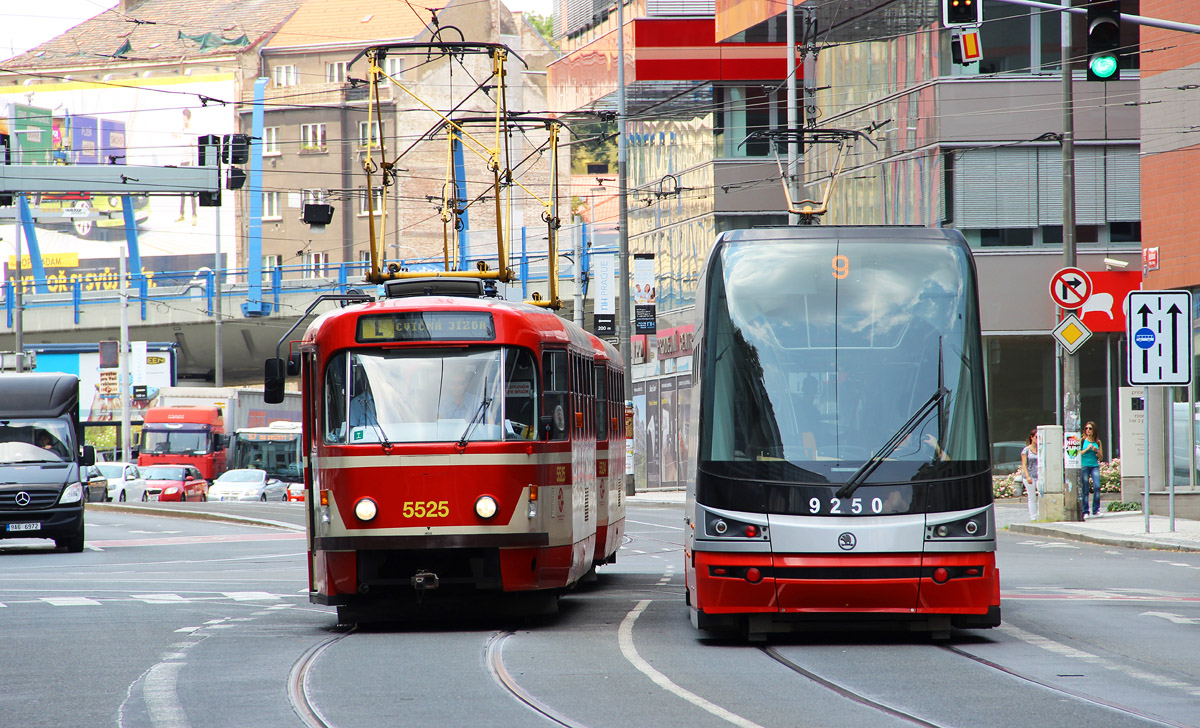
[1020,429,1039,522]
[1080,421,1103,517]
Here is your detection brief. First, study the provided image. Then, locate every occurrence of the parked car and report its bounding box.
[208,469,287,502]
[99,462,148,502]
[142,464,208,502]
[991,441,1026,476]
[286,481,305,503]
[82,464,108,503]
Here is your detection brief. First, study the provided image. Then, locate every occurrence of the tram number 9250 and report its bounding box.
[810,497,883,515]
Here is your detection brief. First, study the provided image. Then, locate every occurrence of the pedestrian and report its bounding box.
[1020,429,1039,521]
[1080,421,1103,517]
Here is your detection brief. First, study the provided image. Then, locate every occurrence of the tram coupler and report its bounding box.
[411,571,440,590]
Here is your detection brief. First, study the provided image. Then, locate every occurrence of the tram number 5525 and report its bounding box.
[809,496,884,515]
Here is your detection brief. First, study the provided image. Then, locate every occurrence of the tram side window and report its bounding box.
[543,350,569,440]
[324,351,348,443]
[503,347,539,440]
[595,364,608,441]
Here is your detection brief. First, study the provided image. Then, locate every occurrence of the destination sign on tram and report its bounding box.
[356,311,495,343]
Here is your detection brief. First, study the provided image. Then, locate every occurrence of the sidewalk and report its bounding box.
[626,490,1200,553]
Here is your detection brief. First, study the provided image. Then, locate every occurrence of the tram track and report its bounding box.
[485,631,591,727]
[287,629,354,728]
[763,641,1194,728]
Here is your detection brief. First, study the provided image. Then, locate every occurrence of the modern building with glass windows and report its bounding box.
[550,0,1142,487]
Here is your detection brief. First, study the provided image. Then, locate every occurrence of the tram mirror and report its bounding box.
[265,358,287,404]
[540,415,554,440]
[287,352,302,377]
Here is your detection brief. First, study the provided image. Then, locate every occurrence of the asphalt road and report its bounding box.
[1,504,1198,728]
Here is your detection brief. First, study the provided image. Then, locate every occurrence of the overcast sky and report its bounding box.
[0,0,552,61]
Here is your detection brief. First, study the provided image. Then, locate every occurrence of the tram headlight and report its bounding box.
[475,495,498,519]
[354,497,378,522]
[713,519,728,535]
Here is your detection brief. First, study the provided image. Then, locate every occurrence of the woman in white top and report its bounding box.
[1020,429,1039,521]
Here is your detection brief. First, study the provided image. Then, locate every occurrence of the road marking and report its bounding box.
[222,591,280,601]
[1001,623,1200,696]
[627,519,685,531]
[88,532,304,548]
[619,600,765,728]
[143,656,189,728]
[1141,611,1200,625]
[132,593,188,604]
[40,596,101,606]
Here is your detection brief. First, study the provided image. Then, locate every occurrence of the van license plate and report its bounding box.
[7,523,41,532]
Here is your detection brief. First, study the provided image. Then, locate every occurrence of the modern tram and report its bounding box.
[285,281,623,623]
[684,226,1002,638]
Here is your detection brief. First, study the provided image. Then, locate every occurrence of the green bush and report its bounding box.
[1106,500,1139,512]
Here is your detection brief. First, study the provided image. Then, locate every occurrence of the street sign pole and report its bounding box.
[1050,265,1091,521]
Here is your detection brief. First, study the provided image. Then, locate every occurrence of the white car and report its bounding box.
[99,462,148,502]
[208,469,288,502]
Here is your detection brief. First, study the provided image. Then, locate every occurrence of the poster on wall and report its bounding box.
[34,346,173,423]
[633,253,656,334]
[646,379,660,490]
[660,377,677,488]
[0,75,239,283]
[593,254,615,335]
[632,381,646,490]
[675,373,692,483]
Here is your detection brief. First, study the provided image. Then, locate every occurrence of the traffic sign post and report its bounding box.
[1126,290,1192,386]
[1126,290,1192,535]
[1052,313,1092,354]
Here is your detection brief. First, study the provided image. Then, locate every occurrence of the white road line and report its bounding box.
[41,596,101,606]
[618,600,765,728]
[143,660,189,728]
[627,519,685,531]
[132,594,188,604]
[1001,623,1200,696]
[221,591,280,601]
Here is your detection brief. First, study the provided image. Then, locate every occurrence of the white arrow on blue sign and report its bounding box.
[1126,290,1193,386]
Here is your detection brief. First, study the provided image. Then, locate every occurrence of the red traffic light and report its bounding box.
[943,0,980,27]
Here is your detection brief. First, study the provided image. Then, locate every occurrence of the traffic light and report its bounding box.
[99,340,119,368]
[943,0,981,27]
[1086,1,1121,81]
[222,134,250,164]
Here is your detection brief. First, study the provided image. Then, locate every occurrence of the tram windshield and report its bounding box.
[323,346,540,444]
[699,237,987,484]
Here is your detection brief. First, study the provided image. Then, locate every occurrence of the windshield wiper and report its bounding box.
[458,397,492,448]
[835,386,949,499]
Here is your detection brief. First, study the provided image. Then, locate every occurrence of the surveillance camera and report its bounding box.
[1102,258,1129,269]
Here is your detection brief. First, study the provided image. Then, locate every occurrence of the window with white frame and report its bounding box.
[305,251,331,277]
[326,61,347,84]
[262,126,280,155]
[384,56,403,78]
[358,121,383,148]
[262,254,282,279]
[358,186,384,215]
[301,189,323,205]
[273,64,298,87]
[300,123,327,151]
[263,191,282,219]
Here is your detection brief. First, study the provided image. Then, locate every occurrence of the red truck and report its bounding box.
[137,405,227,479]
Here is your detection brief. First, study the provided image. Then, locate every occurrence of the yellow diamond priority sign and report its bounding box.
[1052,313,1092,354]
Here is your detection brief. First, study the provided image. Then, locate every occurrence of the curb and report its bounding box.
[1007,522,1200,553]
[86,502,303,532]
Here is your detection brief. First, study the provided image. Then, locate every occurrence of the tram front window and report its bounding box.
[699,237,987,484]
[323,347,539,444]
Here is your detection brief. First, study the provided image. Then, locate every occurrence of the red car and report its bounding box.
[142,465,209,502]
[286,481,305,502]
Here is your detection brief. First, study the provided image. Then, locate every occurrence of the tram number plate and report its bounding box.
[808,497,884,516]
[402,501,449,518]
[6,522,41,532]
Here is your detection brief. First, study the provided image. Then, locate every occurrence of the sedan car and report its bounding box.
[286,481,305,503]
[141,465,208,502]
[82,464,108,503]
[99,462,148,502]
[208,469,288,502]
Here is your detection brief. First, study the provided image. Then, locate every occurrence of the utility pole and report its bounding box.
[119,249,132,463]
[1060,0,1082,521]
[214,193,224,388]
[13,207,23,372]
[786,0,800,225]
[616,0,634,495]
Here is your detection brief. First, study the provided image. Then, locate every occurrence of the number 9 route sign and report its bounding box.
[1126,290,1192,386]
[1049,267,1092,310]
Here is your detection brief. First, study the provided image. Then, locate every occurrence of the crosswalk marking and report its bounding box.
[40,596,102,606]
[133,593,188,604]
[222,591,279,601]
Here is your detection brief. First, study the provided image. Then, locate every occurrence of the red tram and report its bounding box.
[279,285,623,623]
[589,334,627,567]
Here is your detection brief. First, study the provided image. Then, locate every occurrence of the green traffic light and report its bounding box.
[1090,54,1118,79]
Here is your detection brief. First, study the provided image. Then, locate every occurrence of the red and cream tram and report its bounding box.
[685,227,1001,639]
[590,334,626,567]
[283,284,620,623]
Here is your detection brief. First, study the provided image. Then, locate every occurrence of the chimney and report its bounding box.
[120,0,148,13]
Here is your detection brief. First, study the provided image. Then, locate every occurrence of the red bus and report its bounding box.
[279,286,622,624]
[590,334,626,567]
[138,405,227,479]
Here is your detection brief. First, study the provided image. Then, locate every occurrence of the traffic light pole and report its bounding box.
[1060,0,1082,522]
[995,0,1200,34]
